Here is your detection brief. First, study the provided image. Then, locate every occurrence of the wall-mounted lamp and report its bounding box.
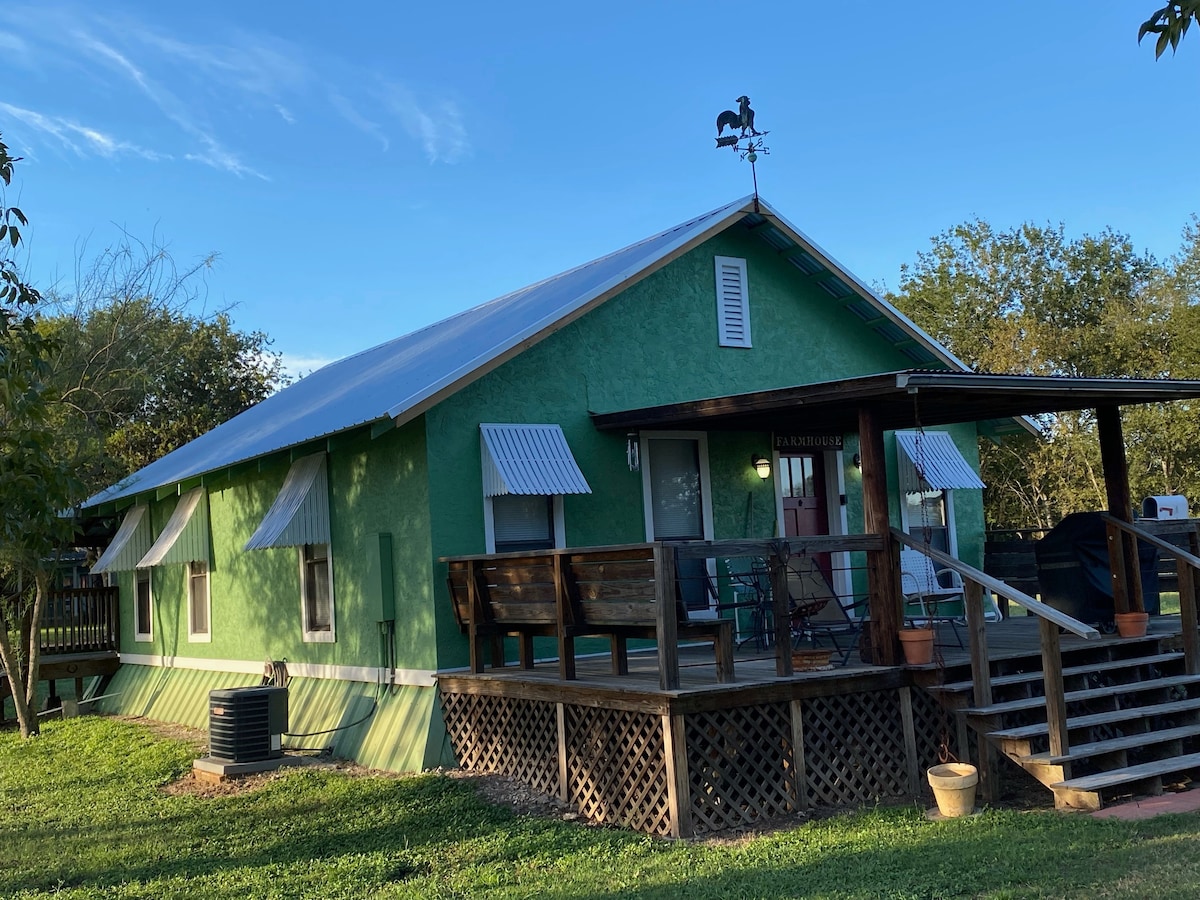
[627,433,640,472]
[751,455,773,480]
[852,453,862,470]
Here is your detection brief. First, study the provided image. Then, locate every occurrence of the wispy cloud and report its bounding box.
[377,82,470,164]
[0,102,165,161]
[328,90,389,151]
[0,5,471,173]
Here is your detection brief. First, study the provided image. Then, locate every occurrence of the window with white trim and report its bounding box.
[187,560,210,641]
[901,489,957,558]
[490,494,557,553]
[134,569,152,641]
[300,543,335,641]
[714,256,751,348]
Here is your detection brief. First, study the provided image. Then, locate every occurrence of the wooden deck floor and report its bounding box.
[444,614,1187,697]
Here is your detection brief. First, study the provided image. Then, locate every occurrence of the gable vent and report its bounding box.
[714,256,751,348]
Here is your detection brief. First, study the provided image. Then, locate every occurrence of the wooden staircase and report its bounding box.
[929,633,1200,811]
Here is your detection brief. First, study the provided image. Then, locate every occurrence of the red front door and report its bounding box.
[779,453,831,578]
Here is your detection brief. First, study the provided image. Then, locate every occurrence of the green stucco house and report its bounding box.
[82,195,1004,771]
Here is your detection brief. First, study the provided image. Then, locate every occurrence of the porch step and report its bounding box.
[1019,723,1200,766]
[1051,750,1200,796]
[934,652,1184,695]
[990,696,1200,743]
[966,673,1200,718]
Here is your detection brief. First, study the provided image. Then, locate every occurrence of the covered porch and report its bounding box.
[439,370,1200,835]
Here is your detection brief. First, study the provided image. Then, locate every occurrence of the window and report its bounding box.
[187,560,210,641]
[903,489,955,558]
[300,543,335,641]
[714,256,751,348]
[134,569,152,641]
[490,494,557,553]
[641,433,715,614]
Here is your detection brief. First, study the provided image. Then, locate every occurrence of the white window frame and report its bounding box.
[900,488,959,557]
[134,568,152,642]
[714,256,751,348]
[299,542,336,643]
[187,560,211,642]
[482,495,566,553]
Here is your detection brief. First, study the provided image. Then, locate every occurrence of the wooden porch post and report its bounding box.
[1097,404,1144,614]
[859,403,900,666]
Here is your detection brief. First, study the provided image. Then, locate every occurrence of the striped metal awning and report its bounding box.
[138,488,210,567]
[244,453,331,550]
[91,505,153,574]
[480,424,592,497]
[895,431,985,493]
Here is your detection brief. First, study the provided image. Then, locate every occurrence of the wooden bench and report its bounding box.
[445,543,734,689]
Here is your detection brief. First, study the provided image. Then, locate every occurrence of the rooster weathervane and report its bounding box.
[714,95,770,210]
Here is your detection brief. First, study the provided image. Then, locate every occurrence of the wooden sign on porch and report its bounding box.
[775,434,844,452]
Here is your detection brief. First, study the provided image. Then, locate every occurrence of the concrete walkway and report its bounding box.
[1092,789,1200,821]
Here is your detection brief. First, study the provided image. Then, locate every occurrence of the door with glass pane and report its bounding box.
[643,435,712,614]
[779,453,831,581]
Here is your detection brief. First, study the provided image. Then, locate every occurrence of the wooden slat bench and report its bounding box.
[445,543,734,689]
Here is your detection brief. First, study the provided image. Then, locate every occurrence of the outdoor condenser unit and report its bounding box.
[208,686,288,763]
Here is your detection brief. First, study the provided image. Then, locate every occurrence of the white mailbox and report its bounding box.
[1142,495,1189,519]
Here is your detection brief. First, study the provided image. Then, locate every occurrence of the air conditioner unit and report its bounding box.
[208,686,288,763]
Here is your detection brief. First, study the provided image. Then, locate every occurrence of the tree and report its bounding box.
[41,295,286,483]
[0,134,287,738]
[1140,2,1200,57]
[0,135,82,738]
[888,219,1200,530]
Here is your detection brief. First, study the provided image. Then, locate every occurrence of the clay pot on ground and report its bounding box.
[1114,611,1149,638]
[899,627,934,665]
[927,762,979,817]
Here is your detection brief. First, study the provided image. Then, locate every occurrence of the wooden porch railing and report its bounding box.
[892,529,1099,763]
[40,587,120,655]
[1102,514,1200,674]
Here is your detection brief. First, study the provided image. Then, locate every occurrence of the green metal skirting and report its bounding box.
[95,664,454,773]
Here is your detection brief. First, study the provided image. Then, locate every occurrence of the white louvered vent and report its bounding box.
[714,256,751,348]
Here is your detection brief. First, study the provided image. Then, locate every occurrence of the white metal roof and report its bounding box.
[82,195,972,510]
[480,424,592,497]
[895,431,986,493]
[244,453,331,550]
[138,488,210,567]
[90,505,152,574]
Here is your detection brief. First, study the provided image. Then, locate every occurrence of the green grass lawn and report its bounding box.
[6,718,1200,899]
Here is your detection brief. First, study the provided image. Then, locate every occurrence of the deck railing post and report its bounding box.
[769,544,794,677]
[1105,520,1132,616]
[1039,617,1070,760]
[1179,559,1199,675]
[964,580,992,708]
[654,544,680,691]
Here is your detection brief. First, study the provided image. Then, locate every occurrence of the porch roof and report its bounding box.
[589,370,1200,436]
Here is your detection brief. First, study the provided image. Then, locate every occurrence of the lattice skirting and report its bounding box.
[439,684,956,837]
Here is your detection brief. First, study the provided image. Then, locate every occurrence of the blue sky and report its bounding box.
[3,2,1198,375]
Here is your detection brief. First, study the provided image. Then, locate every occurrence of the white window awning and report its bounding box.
[895,431,985,493]
[481,424,592,497]
[91,505,153,574]
[138,487,210,567]
[244,453,331,550]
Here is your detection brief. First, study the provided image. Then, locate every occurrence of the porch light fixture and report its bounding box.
[752,455,772,480]
[853,453,862,469]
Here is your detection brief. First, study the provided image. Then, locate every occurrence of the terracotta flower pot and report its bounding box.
[928,763,978,817]
[899,627,934,665]
[1115,611,1149,638]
